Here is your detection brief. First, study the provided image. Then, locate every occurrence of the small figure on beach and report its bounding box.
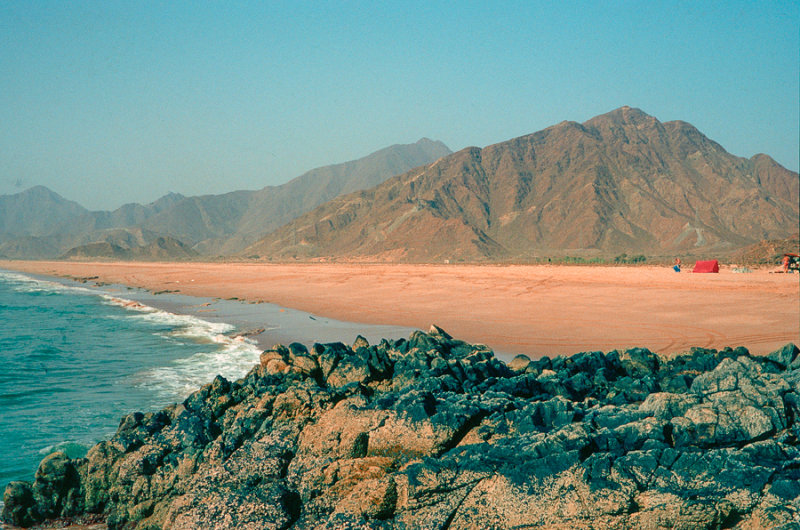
[673,257,681,272]
[771,254,799,273]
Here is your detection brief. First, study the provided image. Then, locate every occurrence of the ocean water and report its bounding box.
[0,270,263,487]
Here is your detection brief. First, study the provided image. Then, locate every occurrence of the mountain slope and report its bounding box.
[136,138,450,254]
[245,107,799,261]
[214,138,452,253]
[728,233,800,265]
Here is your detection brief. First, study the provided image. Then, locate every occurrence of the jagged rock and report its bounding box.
[331,476,397,520]
[619,346,660,377]
[768,342,800,370]
[668,356,791,448]
[639,392,700,420]
[3,330,799,529]
[507,354,531,372]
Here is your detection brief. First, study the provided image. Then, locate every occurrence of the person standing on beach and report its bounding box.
[673,257,681,272]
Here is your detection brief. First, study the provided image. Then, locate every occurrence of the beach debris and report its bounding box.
[230,327,265,339]
[152,289,179,295]
[70,276,99,283]
[106,297,148,311]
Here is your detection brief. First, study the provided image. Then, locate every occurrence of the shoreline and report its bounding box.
[1,260,798,357]
[0,267,418,361]
[102,286,419,357]
[2,262,800,528]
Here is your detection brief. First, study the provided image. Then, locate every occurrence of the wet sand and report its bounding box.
[93,284,416,355]
[1,260,797,358]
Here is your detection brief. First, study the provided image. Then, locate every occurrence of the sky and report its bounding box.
[1,1,798,211]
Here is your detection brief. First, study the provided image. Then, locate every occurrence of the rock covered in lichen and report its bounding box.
[3,329,800,529]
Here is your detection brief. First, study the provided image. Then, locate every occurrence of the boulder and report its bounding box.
[2,481,38,527]
[767,342,800,370]
[507,354,531,372]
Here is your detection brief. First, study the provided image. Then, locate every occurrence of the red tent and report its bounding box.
[693,260,719,273]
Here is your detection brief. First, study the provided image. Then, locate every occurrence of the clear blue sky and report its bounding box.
[1,1,797,210]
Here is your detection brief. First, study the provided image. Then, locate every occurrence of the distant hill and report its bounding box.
[0,235,63,260]
[61,235,198,261]
[184,138,452,254]
[0,190,186,259]
[129,138,451,254]
[192,138,452,254]
[245,107,799,262]
[0,139,450,258]
[0,186,90,236]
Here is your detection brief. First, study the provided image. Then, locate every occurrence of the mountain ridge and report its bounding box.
[245,107,798,262]
[0,139,451,259]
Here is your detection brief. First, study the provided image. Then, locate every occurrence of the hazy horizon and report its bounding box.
[2,2,797,210]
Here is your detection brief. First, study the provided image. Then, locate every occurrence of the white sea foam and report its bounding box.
[0,270,97,296]
[2,271,262,405]
[38,440,94,459]
[102,295,235,340]
[102,294,261,400]
[1,273,235,342]
[132,334,262,401]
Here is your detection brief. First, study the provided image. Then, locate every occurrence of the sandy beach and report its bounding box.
[1,260,797,358]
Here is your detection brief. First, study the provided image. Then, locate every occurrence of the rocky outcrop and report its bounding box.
[4,330,800,529]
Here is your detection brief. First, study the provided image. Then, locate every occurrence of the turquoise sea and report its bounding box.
[0,270,264,487]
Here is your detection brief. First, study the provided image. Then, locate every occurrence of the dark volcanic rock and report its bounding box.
[3,328,800,529]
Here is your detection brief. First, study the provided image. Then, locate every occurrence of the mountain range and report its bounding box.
[0,139,451,259]
[1,108,797,262]
[245,107,798,262]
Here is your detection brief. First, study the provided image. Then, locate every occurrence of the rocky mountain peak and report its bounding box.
[246,108,798,261]
[585,106,655,127]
